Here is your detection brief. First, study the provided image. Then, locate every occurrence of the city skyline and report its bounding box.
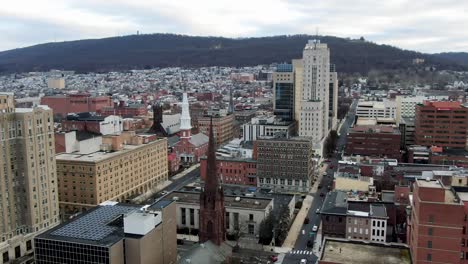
[1,0,468,53]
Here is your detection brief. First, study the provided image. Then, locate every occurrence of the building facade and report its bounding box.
[273,64,295,121]
[407,179,465,264]
[99,101,148,118]
[345,125,402,160]
[255,137,314,192]
[242,116,295,142]
[166,191,272,238]
[0,93,60,263]
[40,93,112,118]
[61,114,123,135]
[356,100,397,120]
[55,137,168,219]
[200,157,257,186]
[415,101,468,150]
[329,64,339,130]
[198,114,234,146]
[298,40,330,148]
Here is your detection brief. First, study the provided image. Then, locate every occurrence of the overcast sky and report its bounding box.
[1,0,467,53]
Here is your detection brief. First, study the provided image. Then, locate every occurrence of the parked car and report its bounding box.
[320,193,325,197]
[304,217,310,224]
[300,259,307,264]
[307,240,313,248]
[318,184,322,189]
[270,255,278,262]
[312,225,318,232]
[316,208,320,214]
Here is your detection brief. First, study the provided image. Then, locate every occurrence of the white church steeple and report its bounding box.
[180,93,192,138]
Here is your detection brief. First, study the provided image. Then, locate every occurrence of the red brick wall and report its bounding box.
[410,181,465,264]
[41,95,112,117]
[200,158,257,186]
[345,131,401,160]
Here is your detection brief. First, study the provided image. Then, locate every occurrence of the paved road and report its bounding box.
[144,167,201,203]
[282,100,357,264]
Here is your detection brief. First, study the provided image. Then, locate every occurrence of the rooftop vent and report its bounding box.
[235,197,241,202]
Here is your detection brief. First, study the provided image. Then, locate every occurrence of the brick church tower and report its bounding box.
[199,117,226,245]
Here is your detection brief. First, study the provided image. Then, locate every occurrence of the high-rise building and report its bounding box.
[0,93,60,262]
[273,64,295,121]
[199,118,226,245]
[329,64,338,130]
[298,40,330,151]
[415,101,468,150]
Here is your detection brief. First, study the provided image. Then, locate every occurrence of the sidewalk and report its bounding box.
[172,164,200,180]
[282,163,329,248]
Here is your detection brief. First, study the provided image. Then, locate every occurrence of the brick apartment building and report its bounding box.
[345,125,401,160]
[99,101,148,118]
[41,93,112,118]
[415,101,468,150]
[200,156,257,186]
[198,114,235,146]
[407,179,466,264]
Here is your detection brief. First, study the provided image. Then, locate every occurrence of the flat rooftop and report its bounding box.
[417,179,443,188]
[56,138,165,162]
[164,191,272,210]
[37,204,140,247]
[320,239,411,264]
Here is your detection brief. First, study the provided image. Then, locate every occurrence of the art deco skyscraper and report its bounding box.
[298,40,330,149]
[0,93,59,260]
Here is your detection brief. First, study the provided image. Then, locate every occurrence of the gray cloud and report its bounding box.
[1,0,467,53]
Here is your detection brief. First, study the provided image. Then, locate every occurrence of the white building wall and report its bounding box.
[370,218,387,242]
[99,115,123,135]
[299,40,330,145]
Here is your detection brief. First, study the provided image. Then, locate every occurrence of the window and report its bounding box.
[181,208,186,225]
[3,252,9,263]
[427,254,432,261]
[429,215,435,223]
[26,240,32,251]
[248,224,255,235]
[190,209,195,226]
[428,228,433,236]
[249,214,254,221]
[428,241,432,248]
[226,212,230,229]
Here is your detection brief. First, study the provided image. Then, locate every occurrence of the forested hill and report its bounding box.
[0,34,466,74]
[434,52,468,67]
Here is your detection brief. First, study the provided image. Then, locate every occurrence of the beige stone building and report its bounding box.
[56,134,168,218]
[0,93,60,263]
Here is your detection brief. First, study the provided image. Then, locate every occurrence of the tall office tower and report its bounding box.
[0,93,59,262]
[329,64,338,130]
[292,59,304,128]
[273,64,295,121]
[299,40,330,149]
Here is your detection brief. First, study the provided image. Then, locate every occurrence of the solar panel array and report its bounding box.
[52,205,137,241]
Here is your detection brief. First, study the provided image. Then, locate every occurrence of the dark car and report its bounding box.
[320,193,325,197]
[304,217,310,224]
[329,165,334,169]
[318,184,322,189]
[307,240,313,248]
[270,255,278,262]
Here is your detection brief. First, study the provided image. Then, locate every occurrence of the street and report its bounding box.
[145,167,201,203]
[282,100,357,264]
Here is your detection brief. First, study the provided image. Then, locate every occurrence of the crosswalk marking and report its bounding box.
[288,250,314,255]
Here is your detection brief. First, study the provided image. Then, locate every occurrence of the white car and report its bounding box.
[316,208,320,214]
[300,259,307,264]
[312,225,318,232]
